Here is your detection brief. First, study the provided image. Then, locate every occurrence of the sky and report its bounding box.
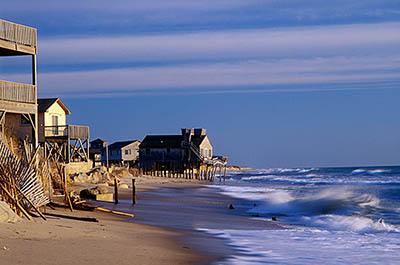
[1,1,400,168]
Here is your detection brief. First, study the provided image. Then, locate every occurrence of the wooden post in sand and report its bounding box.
[223,166,227,184]
[114,178,118,204]
[132,178,136,205]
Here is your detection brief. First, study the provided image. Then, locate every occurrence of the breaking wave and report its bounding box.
[352,168,391,175]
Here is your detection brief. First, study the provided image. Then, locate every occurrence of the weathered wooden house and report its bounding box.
[0,19,38,146]
[139,128,214,174]
[89,138,108,167]
[105,140,140,166]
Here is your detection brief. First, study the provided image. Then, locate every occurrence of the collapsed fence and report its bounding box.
[0,134,48,220]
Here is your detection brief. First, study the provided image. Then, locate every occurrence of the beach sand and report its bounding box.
[0,174,280,264]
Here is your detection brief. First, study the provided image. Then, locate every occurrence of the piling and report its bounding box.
[132,178,136,205]
[114,178,118,204]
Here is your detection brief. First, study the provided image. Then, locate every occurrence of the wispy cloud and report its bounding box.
[37,22,400,66]
[2,22,399,97]
[1,55,393,97]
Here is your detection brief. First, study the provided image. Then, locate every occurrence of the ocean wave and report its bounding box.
[301,215,400,233]
[352,168,391,175]
[257,167,316,175]
[241,175,278,181]
[209,185,279,201]
[240,186,382,219]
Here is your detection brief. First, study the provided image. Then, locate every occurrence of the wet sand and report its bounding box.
[90,176,282,263]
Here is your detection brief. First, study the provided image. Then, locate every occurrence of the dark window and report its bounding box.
[146,148,150,155]
[167,148,170,153]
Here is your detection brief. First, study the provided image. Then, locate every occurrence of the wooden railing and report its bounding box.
[44,125,89,139]
[0,80,36,104]
[0,19,37,48]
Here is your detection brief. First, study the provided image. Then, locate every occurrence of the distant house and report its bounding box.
[105,140,141,166]
[89,138,108,167]
[139,128,213,172]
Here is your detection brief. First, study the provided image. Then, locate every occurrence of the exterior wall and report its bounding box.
[44,102,67,128]
[4,113,33,142]
[108,148,122,162]
[139,148,183,162]
[121,141,140,162]
[199,136,213,160]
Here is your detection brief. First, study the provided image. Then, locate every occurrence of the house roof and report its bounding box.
[90,138,106,143]
[140,135,183,148]
[140,135,206,149]
[90,138,108,144]
[38,98,71,115]
[108,140,139,150]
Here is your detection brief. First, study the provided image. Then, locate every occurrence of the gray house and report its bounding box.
[139,128,213,172]
[104,140,140,166]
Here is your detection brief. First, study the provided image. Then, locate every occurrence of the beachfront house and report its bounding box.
[38,98,71,143]
[0,19,38,146]
[89,138,108,167]
[105,140,141,166]
[38,98,90,173]
[139,128,213,172]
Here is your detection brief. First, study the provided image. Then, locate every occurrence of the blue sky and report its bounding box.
[1,1,400,168]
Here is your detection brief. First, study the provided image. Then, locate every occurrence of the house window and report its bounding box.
[20,115,30,125]
[52,115,59,135]
[146,148,150,155]
[203,148,208,158]
[209,150,212,157]
[125,149,131,155]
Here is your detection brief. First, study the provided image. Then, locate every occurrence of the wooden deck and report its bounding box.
[0,80,37,113]
[0,19,37,55]
[45,125,90,140]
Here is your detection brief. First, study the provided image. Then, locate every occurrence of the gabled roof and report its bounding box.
[108,140,140,150]
[38,98,71,115]
[140,135,206,149]
[140,135,183,149]
[90,138,108,145]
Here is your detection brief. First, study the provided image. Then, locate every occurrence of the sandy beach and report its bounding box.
[0,174,281,265]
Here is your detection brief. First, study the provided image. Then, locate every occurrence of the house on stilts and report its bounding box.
[38,98,90,174]
[0,19,38,148]
[139,128,228,180]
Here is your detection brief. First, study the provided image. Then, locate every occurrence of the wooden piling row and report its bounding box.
[140,163,227,182]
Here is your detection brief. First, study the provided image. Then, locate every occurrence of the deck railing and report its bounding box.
[0,80,36,104]
[44,125,89,139]
[0,19,37,48]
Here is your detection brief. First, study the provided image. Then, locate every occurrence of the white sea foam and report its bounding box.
[198,227,400,264]
[299,214,399,233]
[240,175,277,181]
[352,168,391,175]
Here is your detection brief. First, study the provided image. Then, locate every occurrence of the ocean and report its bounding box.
[201,166,400,264]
